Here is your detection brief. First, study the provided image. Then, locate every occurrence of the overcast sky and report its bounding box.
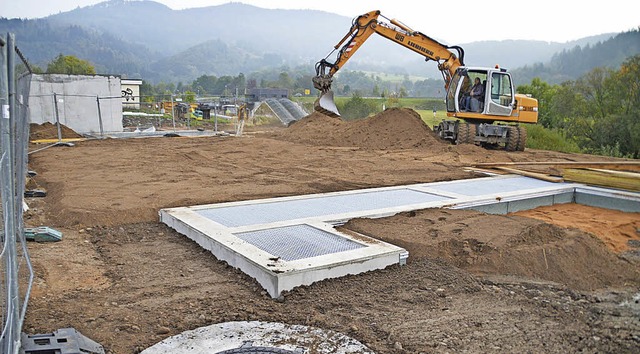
[2,0,638,44]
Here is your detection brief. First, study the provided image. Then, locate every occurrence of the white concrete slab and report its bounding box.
[159,175,640,298]
[160,211,407,298]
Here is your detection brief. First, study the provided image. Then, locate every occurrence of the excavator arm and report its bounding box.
[313,10,465,116]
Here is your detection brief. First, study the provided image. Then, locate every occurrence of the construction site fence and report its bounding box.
[0,33,34,353]
[29,92,307,144]
[30,93,224,147]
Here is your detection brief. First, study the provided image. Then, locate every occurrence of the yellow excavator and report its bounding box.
[313,10,538,151]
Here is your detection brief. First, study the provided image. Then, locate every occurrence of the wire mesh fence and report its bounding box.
[1,32,34,354]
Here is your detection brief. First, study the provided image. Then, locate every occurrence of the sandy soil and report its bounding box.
[24,108,640,353]
[30,122,84,140]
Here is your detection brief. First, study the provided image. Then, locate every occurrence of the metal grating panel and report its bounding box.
[197,189,447,227]
[235,225,365,261]
[429,176,554,196]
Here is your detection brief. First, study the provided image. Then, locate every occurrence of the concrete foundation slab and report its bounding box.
[160,175,640,298]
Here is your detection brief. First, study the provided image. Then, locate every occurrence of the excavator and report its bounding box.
[313,10,538,151]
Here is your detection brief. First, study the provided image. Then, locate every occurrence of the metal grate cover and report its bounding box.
[429,176,553,196]
[197,189,447,227]
[235,225,365,261]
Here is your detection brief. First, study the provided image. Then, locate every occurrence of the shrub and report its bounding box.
[524,124,581,153]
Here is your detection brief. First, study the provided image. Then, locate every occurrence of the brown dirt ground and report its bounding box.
[23,108,640,353]
[30,122,84,140]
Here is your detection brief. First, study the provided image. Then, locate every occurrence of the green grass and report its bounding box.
[523,124,581,153]
[356,71,430,83]
[415,109,448,129]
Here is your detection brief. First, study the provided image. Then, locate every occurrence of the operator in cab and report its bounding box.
[464,77,484,112]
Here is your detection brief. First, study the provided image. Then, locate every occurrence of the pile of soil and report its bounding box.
[514,204,640,253]
[342,208,640,291]
[30,122,83,140]
[274,108,447,150]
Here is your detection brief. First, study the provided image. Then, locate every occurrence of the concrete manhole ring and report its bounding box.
[216,347,298,354]
[141,321,374,354]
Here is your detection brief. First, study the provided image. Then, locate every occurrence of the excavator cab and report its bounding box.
[437,66,533,150]
[446,67,515,117]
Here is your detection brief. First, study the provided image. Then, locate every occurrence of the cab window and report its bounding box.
[491,72,513,106]
[446,72,462,112]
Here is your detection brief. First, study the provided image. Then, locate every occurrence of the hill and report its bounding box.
[1,0,636,85]
[512,28,640,84]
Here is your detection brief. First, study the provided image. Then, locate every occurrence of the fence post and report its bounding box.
[53,92,62,143]
[96,95,104,137]
[0,31,22,354]
[170,95,176,132]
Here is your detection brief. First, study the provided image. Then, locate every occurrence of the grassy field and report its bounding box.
[356,71,430,83]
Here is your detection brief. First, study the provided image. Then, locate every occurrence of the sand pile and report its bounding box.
[275,108,445,150]
[342,208,640,291]
[30,122,83,140]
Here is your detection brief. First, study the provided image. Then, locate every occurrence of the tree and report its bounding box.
[617,55,640,115]
[184,91,196,103]
[517,78,559,128]
[139,81,155,102]
[575,67,617,119]
[340,92,375,120]
[547,81,589,124]
[193,74,219,94]
[46,54,96,75]
[546,55,640,158]
[398,86,408,98]
[275,72,293,89]
[372,84,380,97]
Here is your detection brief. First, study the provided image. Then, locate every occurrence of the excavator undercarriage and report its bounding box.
[435,120,527,152]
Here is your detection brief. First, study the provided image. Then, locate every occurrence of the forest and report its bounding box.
[518,55,639,158]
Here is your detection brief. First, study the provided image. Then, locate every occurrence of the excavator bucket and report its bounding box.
[313,90,341,118]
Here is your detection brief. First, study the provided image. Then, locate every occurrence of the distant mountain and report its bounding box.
[0,17,156,78]
[149,38,266,82]
[1,0,634,85]
[512,29,640,84]
[458,34,617,69]
[46,1,350,59]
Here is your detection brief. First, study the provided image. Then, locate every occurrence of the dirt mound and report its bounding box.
[341,208,640,291]
[30,122,83,140]
[274,108,445,150]
[514,204,640,253]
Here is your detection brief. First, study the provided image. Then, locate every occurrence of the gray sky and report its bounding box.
[1,0,638,44]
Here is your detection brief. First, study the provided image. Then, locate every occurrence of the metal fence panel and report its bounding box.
[0,32,34,354]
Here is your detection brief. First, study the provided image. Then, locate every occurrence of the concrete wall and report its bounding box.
[28,74,123,134]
